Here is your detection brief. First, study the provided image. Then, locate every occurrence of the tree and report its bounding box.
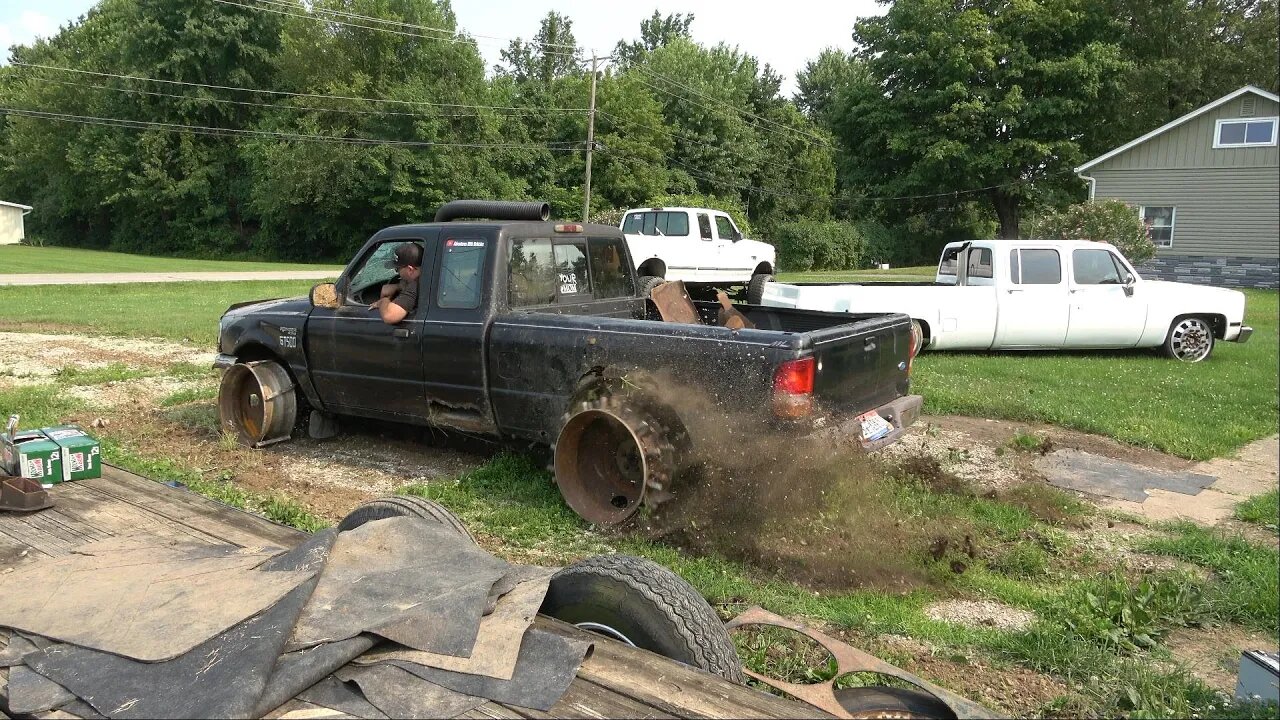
[613,11,695,68]
[833,0,1129,239]
[794,48,866,125]
[1096,0,1279,153]
[496,11,582,84]
[1027,199,1155,264]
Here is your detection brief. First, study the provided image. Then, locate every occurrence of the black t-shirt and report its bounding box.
[391,279,419,315]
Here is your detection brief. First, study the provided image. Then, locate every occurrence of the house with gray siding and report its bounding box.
[1076,86,1279,289]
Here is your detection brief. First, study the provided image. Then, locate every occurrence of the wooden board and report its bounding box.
[0,465,826,719]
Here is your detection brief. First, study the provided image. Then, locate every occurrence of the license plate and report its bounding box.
[858,411,894,443]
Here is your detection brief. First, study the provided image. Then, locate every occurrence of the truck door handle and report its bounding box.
[864,338,877,352]
[1007,289,1023,294]
[392,328,411,339]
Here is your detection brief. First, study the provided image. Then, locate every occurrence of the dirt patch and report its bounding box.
[926,414,1194,473]
[0,331,213,382]
[1164,624,1278,694]
[644,438,936,593]
[923,599,1037,632]
[870,634,1073,717]
[881,421,1031,492]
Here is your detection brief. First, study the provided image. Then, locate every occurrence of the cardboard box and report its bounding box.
[1,431,62,486]
[42,425,102,482]
[1,417,100,485]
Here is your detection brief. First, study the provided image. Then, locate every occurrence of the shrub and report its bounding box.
[773,220,864,272]
[1026,199,1156,265]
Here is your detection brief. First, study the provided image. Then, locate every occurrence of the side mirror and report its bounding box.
[1123,274,1135,297]
[310,282,340,309]
[732,230,743,242]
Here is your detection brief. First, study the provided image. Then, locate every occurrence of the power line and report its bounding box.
[12,63,591,114]
[0,107,583,151]
[240,0,582,52]
[214,0,583,61]
[31,76,583,120]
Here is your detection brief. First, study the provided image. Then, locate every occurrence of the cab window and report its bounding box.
[1072,248,1125,285]
[1010,249,1062,285]
[967,247,993,278]
[347,240,413,305]
[588,236,635,299]
[697,214,713,240]
[553,241,591,297]
[621,211,689,237]
[438,239,486,309]
[509,238,558,307]
[714,215,738,240]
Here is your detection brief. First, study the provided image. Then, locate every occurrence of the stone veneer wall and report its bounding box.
[1138,255,1279,289]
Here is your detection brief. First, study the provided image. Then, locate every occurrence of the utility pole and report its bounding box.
[582,53,598,223]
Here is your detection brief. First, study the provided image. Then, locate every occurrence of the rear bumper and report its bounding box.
[810,394,924,451]
[1229,326,1253,343]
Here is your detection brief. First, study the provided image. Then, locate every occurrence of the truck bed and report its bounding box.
[485,297,913,444]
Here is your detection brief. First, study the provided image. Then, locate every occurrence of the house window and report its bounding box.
[1139,206,1175,248]
[1214,117,1277,148]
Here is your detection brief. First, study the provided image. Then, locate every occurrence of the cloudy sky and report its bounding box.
[0,0,883,95]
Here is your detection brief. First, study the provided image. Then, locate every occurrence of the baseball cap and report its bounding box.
[385,242,423,269]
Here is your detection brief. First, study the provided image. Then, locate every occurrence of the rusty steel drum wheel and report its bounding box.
[554,395,674,526]
[218,361,297,447]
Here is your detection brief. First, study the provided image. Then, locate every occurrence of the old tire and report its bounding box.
[834,686,956,719]
[554,395,675,526]
[1163,316,1215,362]
[218,360,297,447]
[637,275,665,297]
[746,273,774,305]
[337,496,474,543]
[541,554,746,684]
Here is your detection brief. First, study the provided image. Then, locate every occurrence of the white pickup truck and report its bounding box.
[761,240,1253,362]
[620,207,776,300]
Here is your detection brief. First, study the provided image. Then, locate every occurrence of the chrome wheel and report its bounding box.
[1168,317,1214,362]
[574,621,638,646]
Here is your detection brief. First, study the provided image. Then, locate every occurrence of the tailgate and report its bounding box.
[806,313,912,416]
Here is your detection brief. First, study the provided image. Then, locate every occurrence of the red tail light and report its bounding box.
[772,356,815,418]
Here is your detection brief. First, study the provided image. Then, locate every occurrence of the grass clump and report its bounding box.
[1139,522,1279,632]
[1234,490,1278,533]
[0,384,87,427]
[54,363,155,386]
[103,440,327,532]
[1008,430,1053,454]
[160,386,218,407]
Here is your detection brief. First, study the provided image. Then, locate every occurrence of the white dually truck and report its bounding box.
[760,239,1252,362]
[619,207,777,301]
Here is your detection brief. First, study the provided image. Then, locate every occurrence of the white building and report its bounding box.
[0,201,33,245]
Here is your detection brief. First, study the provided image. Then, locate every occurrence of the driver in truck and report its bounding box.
[371,242,423,324]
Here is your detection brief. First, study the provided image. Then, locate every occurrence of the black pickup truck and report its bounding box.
[215,200,923,524]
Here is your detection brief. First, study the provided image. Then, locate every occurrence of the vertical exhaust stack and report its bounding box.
[434,200,550,223]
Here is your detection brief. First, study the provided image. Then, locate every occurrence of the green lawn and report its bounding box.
[1,279,1275,459]
[0,280,320,345]
[0,245,341,274]
[913,289,1278,460]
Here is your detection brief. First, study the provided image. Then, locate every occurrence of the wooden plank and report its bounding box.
[518,678,676,720]
[74,466,304,548]
[462,703,526,719]
[265,700,355,719]
[536,621,829,720]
